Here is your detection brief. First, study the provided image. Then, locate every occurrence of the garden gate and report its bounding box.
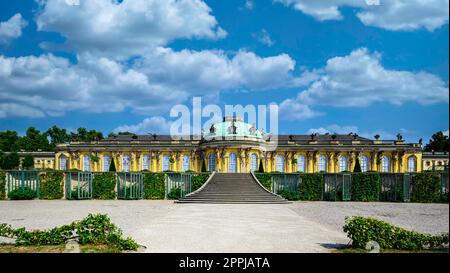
[117,172,144,200]
[7,171,40,198]
[165,173,192,199]
[65,172,93,199]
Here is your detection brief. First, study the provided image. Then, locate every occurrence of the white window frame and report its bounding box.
[182,155,190,172]
[83,155,90,172]
[162,155,170,171]
[360,156,369,172]
[250,153,258,172]
[381,156,390,173]
[122,155,130,172]
[297,155,305,172]
[208,154,216,172]
[318,155,327,172]
[339,156,348,172]
[142,155,150,171]
[407,156,416,173]
[59,156,67,171]
[276,155,285,172]
[102,155,111,172]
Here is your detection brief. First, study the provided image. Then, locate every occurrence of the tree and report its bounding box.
[258,159,264,173]
[21,154,34,169]
[201,159,207,173]
[0,131,20,152]
[424,131,449,152]
[17,127,51,152]
[46,126,69,145]
[0,152,20,170]
[353,158,362,172]
[109,157,116,172]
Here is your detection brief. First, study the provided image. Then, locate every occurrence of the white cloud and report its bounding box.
[275,0,449,31]
[0,13,27,44]
[307,124,358,134]
[278,99,323,121]
[279,48,448,120]
[36,0,227,59]
[114,116,171,134]
[0,103,45,119]
[0,47,309,118]
[252,29,274,47]
[443,130,449,137]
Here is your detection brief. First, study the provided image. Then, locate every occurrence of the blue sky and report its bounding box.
[0,0,448,143]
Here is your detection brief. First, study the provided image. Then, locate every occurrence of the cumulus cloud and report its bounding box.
[36,0,227,59]
[0,47,310,118]
[278,99,323,120]
[443,130,449,137]
[275,0,449,31]
[307,124,358,135]
[279,48,449,121]
[114,116,171,134]
[0,13,27,44]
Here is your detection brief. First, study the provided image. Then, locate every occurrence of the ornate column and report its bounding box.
[285,151,291,173]
[174,151,180,172]
[326,152,333,173]
[333,152,340,173]
[190,150,196,171]
[370,151,376,171]
[398,151,405,173]
[220,148,226,173]
[349,151,355,172]
[155,151,161,172]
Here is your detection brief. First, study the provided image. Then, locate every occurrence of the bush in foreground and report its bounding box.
[8,188,37,200]
[343,216,449,250]
[0,214,139,251]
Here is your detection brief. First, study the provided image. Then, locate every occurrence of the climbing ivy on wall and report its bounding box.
[143,172,165,199]
[92,173,117,200]
[39,172,64,200]
[411,173,441,203]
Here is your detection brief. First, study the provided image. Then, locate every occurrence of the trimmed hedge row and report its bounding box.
[143,172,165,199]
[254,173,272,191]
[351,173,380,202]
[92,173,116,200]
[0,172,5,200]
[411,173,441,203]
[191,173,210,192]
[344,216,449,250]
[39,172,64,200]
[299,174,323,201]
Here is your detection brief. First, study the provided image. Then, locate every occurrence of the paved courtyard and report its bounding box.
[0,200,448,253]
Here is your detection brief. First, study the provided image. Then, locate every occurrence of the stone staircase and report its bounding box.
[176,173,289,204]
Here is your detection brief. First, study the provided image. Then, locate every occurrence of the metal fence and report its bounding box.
[65,172,93,200]
[6,171,40,198]
[165,173,192,199]
[270,172,449,202]
[117,172,144,200]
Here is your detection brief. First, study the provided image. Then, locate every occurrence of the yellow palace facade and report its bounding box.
[54,117,423,174]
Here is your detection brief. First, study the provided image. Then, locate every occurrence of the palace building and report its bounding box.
[53,117,424,174]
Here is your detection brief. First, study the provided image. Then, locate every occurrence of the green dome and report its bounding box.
[203,117,263,140]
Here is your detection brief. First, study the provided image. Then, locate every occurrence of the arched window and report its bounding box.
[83,155,90,172]
[276,155,285,172]
[162,155,170,171]
[102,155,110,172]
[250,153,258,172]
[142,155,150,171]
[122,155,130,172]
[59,155,67,171]
[407,156,416,173]
[208,154,216,171]
[297,155,305,172]
[339,156,348,172]
[228,153,237,173]
[381,156,390,172]
[318,155,327,172]
[182,155,190,172]
[360,156,369,172]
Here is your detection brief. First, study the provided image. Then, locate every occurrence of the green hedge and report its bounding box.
[8,187,37,200]
[0,172,5,200]
[39,172,64,200]
[411,173,441,203]
[254,173,272,191]
[191,173,210,192]
[143,172,165,199]
[0,214,138,250]
[343,216,449,250]
[278,190,300,201]
[167,187,182,200]
[351,173,380,202]
[92,173,116,200]
[299,174,323,201]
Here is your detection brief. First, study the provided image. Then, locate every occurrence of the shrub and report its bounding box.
[21,154,34,169]
[92,173,116,200]
[254,173,272,191]
[167,187,182,200]
[278,190,300,201]
[343,216,449,250]
[39,172,64,200]
[143,172,165,199]
[299,174,323,201]
[191,173,210,192]
[351,173,380,201]
[8,187,37,200]
[411,173,441,203]
[0,172,5,200]
[0,214,139,251]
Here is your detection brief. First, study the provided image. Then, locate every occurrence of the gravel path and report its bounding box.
[0,200,447,252]
[288,202,449,234]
